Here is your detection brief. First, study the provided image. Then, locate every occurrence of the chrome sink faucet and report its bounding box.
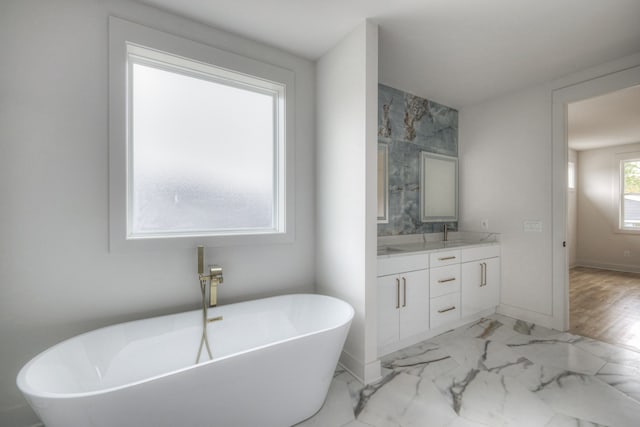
[443,224,449,241]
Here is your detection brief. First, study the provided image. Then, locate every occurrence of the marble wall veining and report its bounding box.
[377,84,458,236]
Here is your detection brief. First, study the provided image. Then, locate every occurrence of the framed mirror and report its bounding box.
[420,152,457,222]
[377,143,389,223]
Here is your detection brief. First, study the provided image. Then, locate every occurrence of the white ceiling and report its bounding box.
[137,0,640,108]
[568,85,640,151]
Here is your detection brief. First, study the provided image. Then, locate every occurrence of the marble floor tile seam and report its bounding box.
[301,313,640,427]
[596,330,640,354]
[382,326,640,375]
[364,358,556,425]
[367,366,635,426]
[586,369,640,406]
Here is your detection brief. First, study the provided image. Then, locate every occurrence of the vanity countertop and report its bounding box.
[377,239,499,257]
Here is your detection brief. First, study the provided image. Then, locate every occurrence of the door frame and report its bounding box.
[551,65,640,331]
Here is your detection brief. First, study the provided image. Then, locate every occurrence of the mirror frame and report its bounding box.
[377,143,389,223]
[420,152,458,223]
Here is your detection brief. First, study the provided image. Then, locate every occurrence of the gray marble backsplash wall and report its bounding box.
[378,84,458,236]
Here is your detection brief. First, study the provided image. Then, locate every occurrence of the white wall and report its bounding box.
[576,143,640,272]
[568,149,578,267]
[459,52,640,328]
[459,86,554,325]
[316,21,380,384]
[0,1,315,424]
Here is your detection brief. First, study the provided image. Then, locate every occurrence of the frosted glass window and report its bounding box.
[127,48,284,238]
[109,18,294,249]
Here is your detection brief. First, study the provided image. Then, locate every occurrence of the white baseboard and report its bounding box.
[363,359,382,385]
[0,405,42,427]
[497,304,555,330]
[575,261,640,274]
[338,350,381,385]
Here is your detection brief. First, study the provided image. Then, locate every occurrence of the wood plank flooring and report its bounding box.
[570,266,640,352]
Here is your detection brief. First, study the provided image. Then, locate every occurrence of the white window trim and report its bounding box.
[614,151,640,234]
[108,17,295,251]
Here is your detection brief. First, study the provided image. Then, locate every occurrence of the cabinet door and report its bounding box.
[377,275,400,348]
[461,257,500,317]
[399,269,429,340]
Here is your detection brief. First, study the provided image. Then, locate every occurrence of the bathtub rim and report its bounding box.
[17,293,354,400]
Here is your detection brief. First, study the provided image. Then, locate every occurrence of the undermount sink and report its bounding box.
[388,242,430,251]
[377,246,409,255]
[378,240,482,255]
[440,240,477,248]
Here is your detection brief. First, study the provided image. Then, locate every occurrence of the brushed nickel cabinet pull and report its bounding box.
[396,278,400,309]
[438,256,456,261]
[483,263,487,286]
[402,277,407,307]
[479,262,487,287]
[438,277,456,283]
[438,306,456,313]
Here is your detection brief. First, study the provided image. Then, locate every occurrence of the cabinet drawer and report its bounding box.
[377,253,429,276]
[430,292,460,329]
[430,264,461,298]
[461,245,500,262]
[430,250,461,268]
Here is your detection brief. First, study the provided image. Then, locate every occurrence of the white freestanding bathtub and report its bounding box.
[17,294,354,427]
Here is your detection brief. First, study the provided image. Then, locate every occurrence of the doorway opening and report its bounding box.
[552,64,640,332]
[557,74,640,350]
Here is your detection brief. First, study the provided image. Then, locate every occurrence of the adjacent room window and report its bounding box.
[621,158,640,230]
[109,18,294,249]
[568,161,576,190]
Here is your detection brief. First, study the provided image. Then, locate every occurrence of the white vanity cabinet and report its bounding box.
[461,246,501,317]
[377,242,501,356]
[377,254,429,349]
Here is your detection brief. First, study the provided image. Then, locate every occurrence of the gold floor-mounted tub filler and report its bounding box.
[195,246,223,363]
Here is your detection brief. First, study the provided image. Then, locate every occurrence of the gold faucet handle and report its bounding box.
[209,265,223,284]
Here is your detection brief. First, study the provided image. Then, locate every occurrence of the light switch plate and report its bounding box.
[524,220,542,233]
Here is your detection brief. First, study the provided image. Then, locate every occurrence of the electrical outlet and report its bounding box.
[480,219,489,230]
[624,250,631,257]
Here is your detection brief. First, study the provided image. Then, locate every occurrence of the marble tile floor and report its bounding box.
[296,313,640,427]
